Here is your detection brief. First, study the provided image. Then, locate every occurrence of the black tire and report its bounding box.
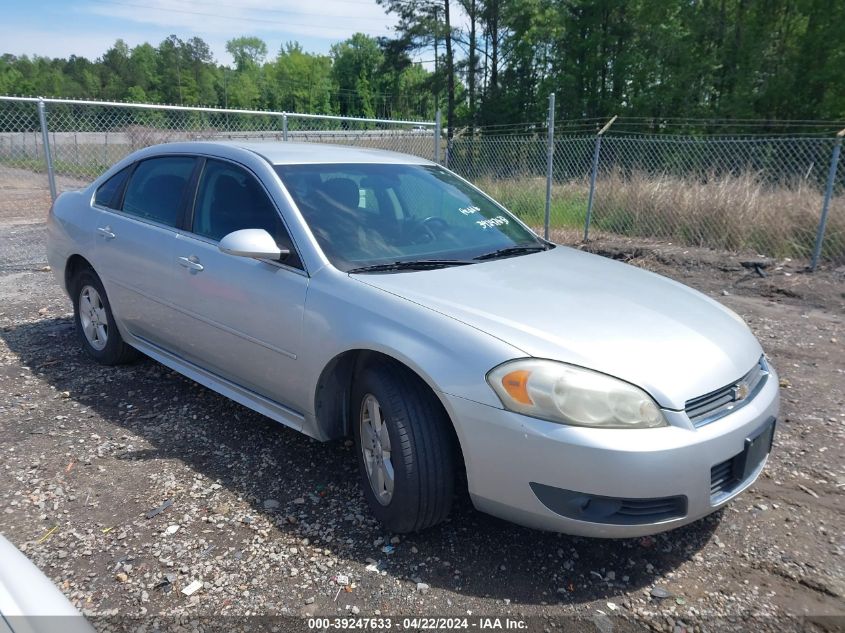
[70,267,138,365]
[351,361,455,533]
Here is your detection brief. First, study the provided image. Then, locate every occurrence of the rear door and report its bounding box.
[91,155,197,350]
[169,157,309,412]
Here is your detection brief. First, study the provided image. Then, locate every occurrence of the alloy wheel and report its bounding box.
[359,393,394,505]
[78,285,108,351]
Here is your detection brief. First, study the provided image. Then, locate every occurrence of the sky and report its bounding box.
[0,0,422,65]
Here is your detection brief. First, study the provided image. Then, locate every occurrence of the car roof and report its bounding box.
[165,141,435,166]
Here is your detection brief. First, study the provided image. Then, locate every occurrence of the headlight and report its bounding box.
[487,359,667,428]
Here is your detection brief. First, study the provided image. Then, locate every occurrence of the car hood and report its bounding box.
[352,246,762,409]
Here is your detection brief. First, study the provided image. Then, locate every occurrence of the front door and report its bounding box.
[169,158,309,412]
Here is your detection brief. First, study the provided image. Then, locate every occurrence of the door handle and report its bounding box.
[178,255,204,272]
[96,226,116,240]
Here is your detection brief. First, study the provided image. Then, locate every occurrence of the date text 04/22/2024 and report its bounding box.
[306,617,528,630]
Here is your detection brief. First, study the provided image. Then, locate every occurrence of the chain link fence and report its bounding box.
[2,95,844,270]
[586,134,844,262]
[0,96,437,272]
[449,128,845,265]
[449,134,597,243]
[0,96,437,193]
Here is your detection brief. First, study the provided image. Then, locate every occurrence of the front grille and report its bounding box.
[686,357,768,427]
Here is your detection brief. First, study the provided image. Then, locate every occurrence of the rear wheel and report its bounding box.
[71,268,138,365]
[352,362,455,532]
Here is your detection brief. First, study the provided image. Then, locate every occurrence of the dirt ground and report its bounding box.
[0,177,842,631]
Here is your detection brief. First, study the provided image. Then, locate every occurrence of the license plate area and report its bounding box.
[734,418,776,481]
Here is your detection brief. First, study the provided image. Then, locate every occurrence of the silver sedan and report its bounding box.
[46,141,779,537]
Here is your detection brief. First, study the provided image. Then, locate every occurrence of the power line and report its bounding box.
[87,0,397,32]
[173,0,383,8]
[167,0,394,21]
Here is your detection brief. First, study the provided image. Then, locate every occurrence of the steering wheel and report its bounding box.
[407,216,446,243]
[422,216,449,232]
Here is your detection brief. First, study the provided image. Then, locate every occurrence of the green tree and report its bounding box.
[2,5,842,129]
[128,43,158,101]
[456,0,481,127]
[271,42,333,113]
[226,36,268,71]
[377,0,456,131]
[185,37,218,105]
[330,33,384,117]
[157,35,187,104]
[101,39,131,99]
[227,71,261,109]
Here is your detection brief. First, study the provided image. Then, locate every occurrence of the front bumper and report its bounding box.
[442,366,780,538]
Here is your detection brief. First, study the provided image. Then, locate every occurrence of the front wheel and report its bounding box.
[352,362,455,533]
[71,268,138,365]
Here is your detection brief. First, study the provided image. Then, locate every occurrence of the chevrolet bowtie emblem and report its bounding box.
[733,382,750,401]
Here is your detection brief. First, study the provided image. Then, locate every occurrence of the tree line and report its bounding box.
[1,0,843,135]
[0,34,435,121]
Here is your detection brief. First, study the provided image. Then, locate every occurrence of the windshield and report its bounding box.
[274,163,547,272]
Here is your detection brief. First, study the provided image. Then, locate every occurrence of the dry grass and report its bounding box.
[475,170,845,261]
[592,170,845,259]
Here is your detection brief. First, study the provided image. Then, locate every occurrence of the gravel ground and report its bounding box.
[0,188,843,631]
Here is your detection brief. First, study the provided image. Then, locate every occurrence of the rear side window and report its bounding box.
[94,166,131,209]
[121,157,196,227]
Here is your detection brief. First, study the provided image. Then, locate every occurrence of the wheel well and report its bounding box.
[314,350,378,440]
[314,351,464,465]
[64,254,94,293]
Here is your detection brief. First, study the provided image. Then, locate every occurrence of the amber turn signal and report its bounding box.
[500,369,534,405]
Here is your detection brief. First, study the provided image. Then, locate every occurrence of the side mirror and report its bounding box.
[218,229,290,260]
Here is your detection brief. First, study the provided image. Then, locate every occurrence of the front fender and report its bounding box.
[297,269,522,424]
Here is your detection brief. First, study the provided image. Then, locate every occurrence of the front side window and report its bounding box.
[192,159,301,267]
[122,156,196,227]
[94,166,131,209]
[275,163,545,271]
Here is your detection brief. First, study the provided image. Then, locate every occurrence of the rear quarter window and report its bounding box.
[93,166,131,209]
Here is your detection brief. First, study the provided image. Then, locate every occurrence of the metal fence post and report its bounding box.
[810,128,845,271]
[36,99,57,201]
[584,115,618,241]
[584,136,602,241]
[282,113,289,141]
[434,110,442,164]
[544,93,556,240]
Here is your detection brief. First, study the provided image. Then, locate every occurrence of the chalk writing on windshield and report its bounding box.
[476,216,509,229]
